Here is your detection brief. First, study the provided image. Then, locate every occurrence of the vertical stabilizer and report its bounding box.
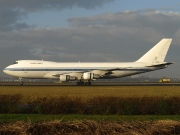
[136,38,172,63]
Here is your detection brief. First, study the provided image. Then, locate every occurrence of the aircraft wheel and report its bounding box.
[81,81,84,85]
[84,81,91,85]
[77,81,84,86]
[77,82,80,85]
[20,82,24,86]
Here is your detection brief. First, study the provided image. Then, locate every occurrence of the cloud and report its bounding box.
[0,0,114,31]
[2,10,180,54]
[0,9,30,31]
[0,0,114,11]
[69,10,180,37]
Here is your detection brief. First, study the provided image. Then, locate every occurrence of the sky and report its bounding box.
[0,0,180,78]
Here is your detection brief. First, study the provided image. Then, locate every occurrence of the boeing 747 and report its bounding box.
[3,38,173,85]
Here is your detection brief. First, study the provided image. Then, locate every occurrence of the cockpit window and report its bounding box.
[13,62,18,64]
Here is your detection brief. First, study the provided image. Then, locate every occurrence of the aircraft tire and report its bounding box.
[77,81,84,86]
[20,82,24,86]
[84,81,91,85]
[77,81,91,86]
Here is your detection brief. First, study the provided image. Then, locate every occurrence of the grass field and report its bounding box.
[0,86,180,99]
[1,86,180,123]
[1,86,180,134]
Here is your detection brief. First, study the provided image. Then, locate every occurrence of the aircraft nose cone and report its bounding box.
[3,67,11,74]
[3,68,8,74]
[3,67,14,76]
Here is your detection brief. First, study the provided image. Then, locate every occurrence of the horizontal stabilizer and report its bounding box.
[147,62,174,67]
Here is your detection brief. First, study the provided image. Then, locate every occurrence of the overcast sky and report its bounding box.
[0,0,180,78]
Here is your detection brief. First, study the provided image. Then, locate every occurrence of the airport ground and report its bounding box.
[1,81,180,86]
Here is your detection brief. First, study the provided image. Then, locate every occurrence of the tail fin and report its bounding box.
[136,38,172,63]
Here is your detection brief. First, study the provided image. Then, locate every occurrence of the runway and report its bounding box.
[1,81,180,86]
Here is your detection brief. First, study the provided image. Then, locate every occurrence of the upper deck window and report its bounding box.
[13,62,18,64]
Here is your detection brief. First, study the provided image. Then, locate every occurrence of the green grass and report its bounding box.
[1,114,180,122]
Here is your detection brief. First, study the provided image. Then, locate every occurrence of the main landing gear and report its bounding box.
[77,80,91,86]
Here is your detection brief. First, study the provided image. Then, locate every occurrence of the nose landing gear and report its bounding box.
[19,78,24,85]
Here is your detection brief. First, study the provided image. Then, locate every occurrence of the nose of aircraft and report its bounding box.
[3,67,8,74]
[3,66,15,77]
[3,66,12,75]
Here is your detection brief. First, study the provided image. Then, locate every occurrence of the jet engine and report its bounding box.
[83,72,94,80]
[59,75,76,81]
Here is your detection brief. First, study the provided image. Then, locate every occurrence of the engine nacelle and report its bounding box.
[59,75,70,82]
[59,75,76,82]
[83,72,94,80]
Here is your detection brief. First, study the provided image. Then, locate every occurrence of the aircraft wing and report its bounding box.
[101,68,120,71]
[52,71,83,77]
[90,68,120,76]
[52,68,120,78]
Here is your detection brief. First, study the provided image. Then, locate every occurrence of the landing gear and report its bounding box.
[20,82,24,85]
[77,81,84,86]
[77,80,91,86]
[19,78,24,85]
[84,81,91,85]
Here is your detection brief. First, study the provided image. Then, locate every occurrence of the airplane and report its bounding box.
[3,38,173,85]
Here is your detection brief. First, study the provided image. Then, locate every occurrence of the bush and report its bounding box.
[0,94,22,113]
[1,95,180,115]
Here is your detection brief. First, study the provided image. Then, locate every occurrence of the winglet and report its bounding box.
[136,39,172,63]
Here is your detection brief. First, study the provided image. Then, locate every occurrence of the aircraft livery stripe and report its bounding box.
[4,68,152,72]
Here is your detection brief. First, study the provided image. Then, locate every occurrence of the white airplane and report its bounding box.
[3,38,173,85]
